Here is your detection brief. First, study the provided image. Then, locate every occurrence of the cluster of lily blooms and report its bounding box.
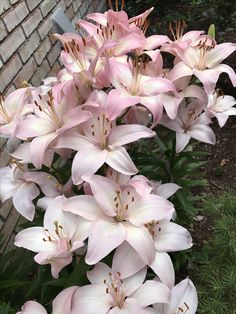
[0,1,236,313]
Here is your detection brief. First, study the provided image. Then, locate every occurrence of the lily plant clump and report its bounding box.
[0,0,236,313]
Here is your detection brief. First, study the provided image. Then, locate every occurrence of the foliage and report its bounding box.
[130,128,208,221]
[190,192,236,314]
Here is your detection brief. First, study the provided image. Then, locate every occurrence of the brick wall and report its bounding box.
[0,0,107,254]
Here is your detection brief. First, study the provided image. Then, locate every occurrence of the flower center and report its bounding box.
[169,20,187,42]
[174,302,190,313]
[196,38,215,71]
[104,272,126,309]
[113,189,135,222]
[88,114,113,149]
[145,220,160,239]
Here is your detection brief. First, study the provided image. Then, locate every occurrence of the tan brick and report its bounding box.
[38,15,53,39]
[22,8,43,37]
[66,5,74,20]
[73,0,82,13]
[19,31,40,63]
[0,59,3,70]
[34,36,52,65]
[0,28,25,62]
[0,0,11,15]
[48,61,61,76]
[4,84,16,96]
[0,199,13,220]
[47,43,61,66]
[0,206,20,254]
[31,59,50,86]
[0,20,8,41]
[0,138,7,150]
[3,2,29,32]
[10,0,20,4]
[65,0,73,7]
[0,54,22,93]
[14,57,37,88]
[40,0,56,17]
[0,148,10,167]
[26,0,42,11]
[57,0,66,11]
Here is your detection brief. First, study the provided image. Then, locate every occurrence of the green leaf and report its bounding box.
[0,280,28,290]
[208,24,216,39]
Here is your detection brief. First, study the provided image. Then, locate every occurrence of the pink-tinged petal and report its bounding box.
[109,125,155,148]
[207,43,236,67]
[126,224,155,265]
[189,123,216,145]
[77,19,98,36]
[129,175,152,196]
[72,147,108,185]
[149,252,175,288]
[86,219,126,265]
[215,63,236,87]
[35,251,72,278]
[87,262,111,284]
[0,167,18,202]
[14,227,56,252]
[193,68,219,94]
[44,196,77,239]
[140,95,164,126]
[175,47,200,68]
[17,117,56,138]
[176,132,191,153]
[116,33,145,55]
[145,35,170,50]
[86,12,107,25]
[108,59,132,90]
[168,62,193,82]
[161,94,182,120]
[17,301,47,314]
[128,195,174,226]
[52,286,79,314]
[71,284,111,314]
[182,85,207,103]
[12,183,39,221]
[156,183,181,199]
[123,268,147,296]
[160,115,183,133]
[83,175,118,217]
[105,89,139,121]
[155,222,192,252]
[139,77,177,96]
[59,107,92,134]
[23,172,59,197]
[132,281,170,306]
[72,217,91,242]
[106,147,138,175]
[54,132,93,151]
[30,132,57,169]
[64,195,103,221]
[11,142,32,164]
[109,298,143,314]
[168,278,198,314]
[37,196,53,210]
[112,242,146,279]
[214,113,229,127]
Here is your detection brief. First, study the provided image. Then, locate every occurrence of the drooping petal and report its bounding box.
[12,183,39,221]
[112,242,146,279]
[86,219,127,265]
[132,281,170,307]
[72,147,108,185]
[64,195,104,221]
[156,183,181,199]
[176,132,191,153]
[149,252,175,288]
[14,227,56,252]
[106,147,138,175]
[83,175,119,217]
[207,43,236,68]
[17,300,47,314]
[108,125,155,148]
[189,123,216,145]
[126,224,155,265]
[52,286,79,314]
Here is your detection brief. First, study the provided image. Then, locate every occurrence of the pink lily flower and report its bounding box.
[205,89,236,127]
[0,88,33,138]
[16,301,47,314]
[107,58,178,125]
[70,261,170,313]
[169,41,236,93]
[14,196,87,278]
[54,90,155,184]
[151,278,198,314]
[160,99,216,153]
[16,91,92,169]
[0,152,69,220]
[64,174,174,265]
